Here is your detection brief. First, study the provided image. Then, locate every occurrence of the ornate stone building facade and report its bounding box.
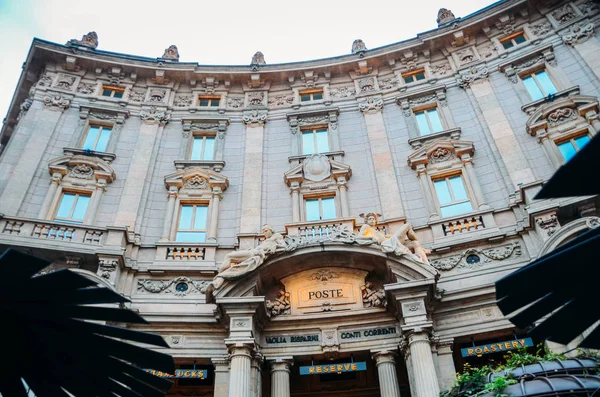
[1,1,599,396]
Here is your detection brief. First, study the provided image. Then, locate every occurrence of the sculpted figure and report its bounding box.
[66,32,99,49]
[357,213,431,264]
[212,225,286,289]
[251,51,266,66]
[361,282,386,308]
[162,45,180,60]
[266,290,291,316]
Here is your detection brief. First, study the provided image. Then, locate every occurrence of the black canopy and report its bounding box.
[0,249,175,397]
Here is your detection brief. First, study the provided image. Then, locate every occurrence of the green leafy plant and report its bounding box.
[482,376,517,397]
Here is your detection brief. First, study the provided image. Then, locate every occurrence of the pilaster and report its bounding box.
[212,357,230,397]
[435,339,456,392]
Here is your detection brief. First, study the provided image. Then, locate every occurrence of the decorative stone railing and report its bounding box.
[285,218,356,241]
[0,215,128,254]
[155,242,216,263]
[441,215,485,236]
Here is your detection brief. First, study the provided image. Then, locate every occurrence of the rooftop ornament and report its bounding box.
[351,39,367,56]
[250,51,266,70]
[437,8,456,26]
[161,45,179,61]
[66,31,98,49]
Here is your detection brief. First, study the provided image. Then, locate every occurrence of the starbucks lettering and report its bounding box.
[308,289,344,299]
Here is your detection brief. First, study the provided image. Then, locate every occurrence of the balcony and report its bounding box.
[285,218,356,242]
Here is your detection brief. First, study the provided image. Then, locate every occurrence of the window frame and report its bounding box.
[80,123,113,153]
[402,69,427,84]
[53,190,92,224]
[554,131,592,162]
[303,194,338,222]
[299,89,324,102]
[189,133,217,161]
[198,95,221,107]
[175,202,210,243]
[499,30,527,50]
[100,85,125,99]
[300,125,331,155]
[413,106,445,136]
[521,68,558,101]
[431,172,475,218]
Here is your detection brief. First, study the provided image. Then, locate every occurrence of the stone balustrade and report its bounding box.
[441,215,485,236]
[285,218,356,242]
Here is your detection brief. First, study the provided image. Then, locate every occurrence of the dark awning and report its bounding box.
[0,249,175,397]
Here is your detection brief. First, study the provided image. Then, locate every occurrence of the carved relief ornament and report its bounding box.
[562,22,595,46]
[499,45,556,84]
[358,96,384,113]
[43,93,71,111]
[287,109,338,134]
[456,65,489,88]
[242,110,267,125]
[140,106,170,125]
[430,242,522,271]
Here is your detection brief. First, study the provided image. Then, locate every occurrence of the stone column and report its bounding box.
[415,164,438,220]
[250,352,263,397]
[406,329,440,397]
[208,186,223,242]
[466,75,535,189]
[372,351,401,397]
[160,187,178,241]
[436,339,456,392]
[240,112,267,236]
[38,172,63,219]
[461,154,488,209]
[228,344,253,397]
[0,97,69,216]
[358,96,405,219]
[538,132,564,169]
[337,176,350,217]
[212,357,230,397]
[290,181,301,223]
[270,358,293,397]
[115,110,169,229]
[85,178,107,224]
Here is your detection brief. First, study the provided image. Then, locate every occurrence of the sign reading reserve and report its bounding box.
[299,361,367,375]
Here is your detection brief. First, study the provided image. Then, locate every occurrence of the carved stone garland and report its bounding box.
[430,242,522,271]
[137,277,209,296]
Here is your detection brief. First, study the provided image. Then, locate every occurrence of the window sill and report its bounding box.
[63,147,116,163]
[521,86,580,115]
[288,150,345,163]
[174,160,226,172]
[188,106,226,115]
[408,127,461,149]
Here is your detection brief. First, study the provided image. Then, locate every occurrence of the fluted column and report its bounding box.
[337,176,350,217]
[290,181,300,223]
[160,187,178,241]
[228,344,253,397]
[270,358,292,397]
[436,339,456,392]
[250,352,263,397]
[208,186,223,242]
[373,351,401,397]
[415,164,438,220]
[212,357,230,397]
[38,172,63,219]
[460,154,488,209]
[406,330,440,397]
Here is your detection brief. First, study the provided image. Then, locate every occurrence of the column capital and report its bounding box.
[358,96,384,114]
[242,110,268,126]
[212,356,230,367]
[227,342,255,359]
[269,357,293,372]
[372,350,397,365]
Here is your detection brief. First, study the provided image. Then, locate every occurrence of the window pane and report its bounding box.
[101,89,112,97]
[502,40,514,50]
[404,75,414,84]
[193,206,208,230]
[82,126,100,150]
[72,195,90,221]
[428,109,444,133]
[514,34,526,44]
[96,128,111,152]
[211,99,220,107]
[415,112,431,135]
[574,135,591,150]
[415,72,426,81]
[313,92,323,100]
[315,129,329,153]
[191,138,203,160]
[176,231,206,243]
[535,71,558,96]
[522,76,544,101]
[203,137,215,160]
[300,94,311,102]
[448,176,468,201]
[305,199,320,221]
[199,99,209,106]
[321,198,336,220]
[440,201,473,217]
[302,131,315,155]
[113,90,124,99]
[558,141,577,161]
[433,180,452,205]
[56,193,76,218]
[178,205,193,229]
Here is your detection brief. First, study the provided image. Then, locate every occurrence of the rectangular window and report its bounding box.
[522,70,558,101]
[500,31,527,50]
[305,197,336,221]
[301,128,330,155]
[300,89,324,102]
[433,175,473,217]
[101,85,125,99]
[198,95,220,107]
[415,108,444,135]
[403,69,426,84]
[190,136,216,160]
[176,204,208,243]
[557,134,591,161]
[54,192,90,224]
[81,125,112,152]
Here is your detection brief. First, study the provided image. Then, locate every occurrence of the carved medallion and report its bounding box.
[183,175,209,190]
[303,154,331,182]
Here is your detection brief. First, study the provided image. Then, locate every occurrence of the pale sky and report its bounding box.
[0,0,493,120]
